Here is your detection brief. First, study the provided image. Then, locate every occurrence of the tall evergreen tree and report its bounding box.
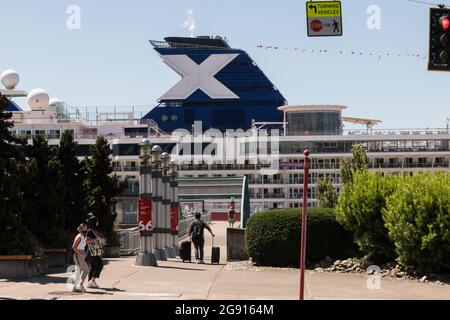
[58,130,88,233]
[22,135,65,248]
[0,94,35,255]
[86,137,126,245]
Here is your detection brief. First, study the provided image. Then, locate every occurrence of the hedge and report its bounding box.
[245,208,357,267]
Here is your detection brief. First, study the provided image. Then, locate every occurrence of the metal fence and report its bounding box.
[118,227,140,256]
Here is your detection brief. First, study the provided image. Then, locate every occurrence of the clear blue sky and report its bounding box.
[1,0,449,129]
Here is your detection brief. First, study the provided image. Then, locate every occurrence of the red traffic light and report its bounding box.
[440,16,450,30]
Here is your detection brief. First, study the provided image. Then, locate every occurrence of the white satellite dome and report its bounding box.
[47,98,67,116]
[27,88,50,111]
[48,98,64,108]
[1,69,20,90]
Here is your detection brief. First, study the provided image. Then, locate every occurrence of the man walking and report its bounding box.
[189,212,215,264]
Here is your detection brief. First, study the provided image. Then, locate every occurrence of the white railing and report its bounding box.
[118,227,140,256]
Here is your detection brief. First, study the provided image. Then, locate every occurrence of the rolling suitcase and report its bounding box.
[211,237,220,264]
[180,241,192,262]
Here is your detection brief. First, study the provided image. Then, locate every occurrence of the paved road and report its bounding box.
[0,222,449,300]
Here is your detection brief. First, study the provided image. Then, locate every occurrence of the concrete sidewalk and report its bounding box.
[0,222,449,300]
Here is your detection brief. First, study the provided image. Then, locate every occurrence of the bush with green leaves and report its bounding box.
[317,176,338,208]
[245,208,356,267]
[336,170,397,263]
[383,172,450,272]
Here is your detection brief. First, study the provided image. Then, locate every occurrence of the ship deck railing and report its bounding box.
[344,128,449,136]
[149,40,233,50]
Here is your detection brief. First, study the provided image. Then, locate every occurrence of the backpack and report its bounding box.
[192,222,202,241]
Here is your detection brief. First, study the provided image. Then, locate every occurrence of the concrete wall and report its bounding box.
[227,228,249,261]
[0,257,48,279]
[45,252,66,268]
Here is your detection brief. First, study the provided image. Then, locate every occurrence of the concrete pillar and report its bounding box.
[135,165,157,267]
[152,167,167,261]
[163,174,175,258]
[170,175,180,256]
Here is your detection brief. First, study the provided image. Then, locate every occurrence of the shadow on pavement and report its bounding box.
[100,287,126,293]
[6,274,69,285]
[156,265,208,271]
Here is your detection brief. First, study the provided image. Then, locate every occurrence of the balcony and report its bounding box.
[250,193,286,199]
[180,164,266,171]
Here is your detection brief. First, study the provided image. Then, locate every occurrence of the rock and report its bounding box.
[333,260,341,266]
[397,272,406,277]
[420,276,428,282]
[386,262,395,268]
[325,256,332,263]
[343,259,353,266]
[390,268,400,276]
[314,267,324,272]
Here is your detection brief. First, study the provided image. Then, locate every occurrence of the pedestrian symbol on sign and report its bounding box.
[332,19,340,33]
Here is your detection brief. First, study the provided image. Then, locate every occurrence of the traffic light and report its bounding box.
[429,8,450,71]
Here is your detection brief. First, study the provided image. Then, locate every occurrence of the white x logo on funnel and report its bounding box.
[159,54,240,100]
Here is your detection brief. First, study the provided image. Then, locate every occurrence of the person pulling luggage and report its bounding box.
[189,212,215,264]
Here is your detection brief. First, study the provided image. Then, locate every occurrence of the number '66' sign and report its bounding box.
[138,199,152,231]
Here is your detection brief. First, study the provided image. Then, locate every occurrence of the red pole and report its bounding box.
[300,149,310,300]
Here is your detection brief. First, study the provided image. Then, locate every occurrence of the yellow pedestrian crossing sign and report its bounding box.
[306,1,343,37]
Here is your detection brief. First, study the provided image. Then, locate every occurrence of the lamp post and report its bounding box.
[135,138,157,267]
[151,145,167,261]
[169,159,180,256]
[161,152,176,258]
[299,149,310,300]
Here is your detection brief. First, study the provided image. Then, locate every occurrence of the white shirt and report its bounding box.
[77,234,86,250]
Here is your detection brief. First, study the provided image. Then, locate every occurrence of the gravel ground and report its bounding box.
[225,260,298,272]
[225,258,449,287]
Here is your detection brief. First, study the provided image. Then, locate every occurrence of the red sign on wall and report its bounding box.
[170,203,179,232]
[138,199,152,231]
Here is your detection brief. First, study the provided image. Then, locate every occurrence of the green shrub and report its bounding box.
[245,208,356,267]
[336,170,397,263]
[383,172,450,272]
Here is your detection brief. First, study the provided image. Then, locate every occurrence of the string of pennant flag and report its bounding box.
[256,45,428,62]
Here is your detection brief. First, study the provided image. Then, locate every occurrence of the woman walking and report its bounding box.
[86,216,104,289]
[72,223,89,293]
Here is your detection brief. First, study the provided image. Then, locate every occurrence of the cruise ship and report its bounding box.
[3,36,450,225]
